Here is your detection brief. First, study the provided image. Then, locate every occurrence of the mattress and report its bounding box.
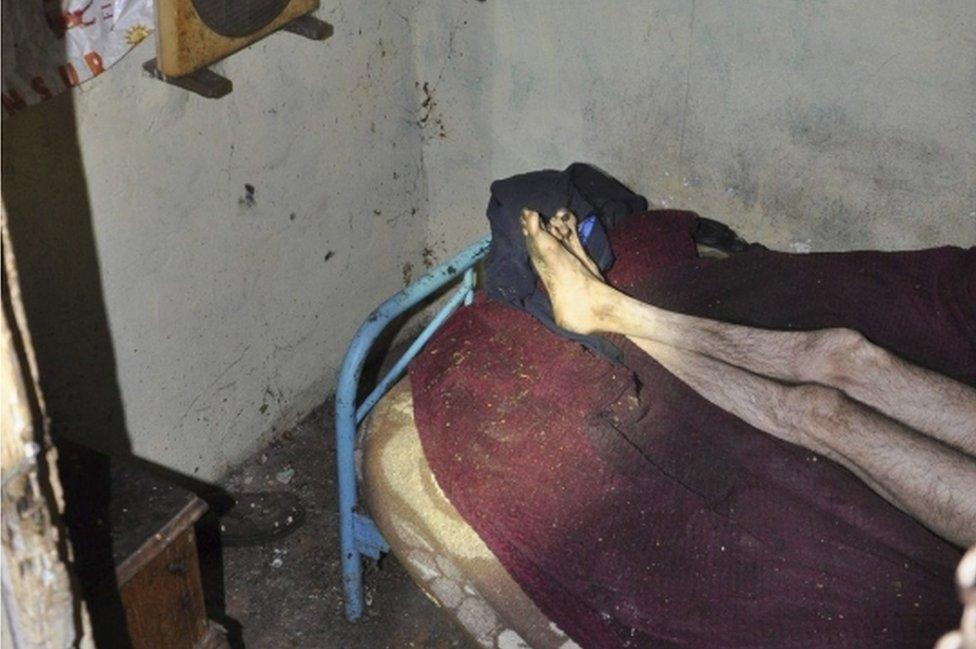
[359,212,971,646]
[361,379,579,649]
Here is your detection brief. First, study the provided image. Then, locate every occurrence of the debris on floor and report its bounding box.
[209,402,476,648]
[275,467,295,485]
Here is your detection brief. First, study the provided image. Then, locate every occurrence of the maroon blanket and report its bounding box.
[409,211,973,648]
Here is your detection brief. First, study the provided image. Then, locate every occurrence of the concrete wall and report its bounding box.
[3,1,430,480]
[3,1,974,481]
[415,1,976,257]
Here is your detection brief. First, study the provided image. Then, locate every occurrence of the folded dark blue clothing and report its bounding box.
[483,163,648,362]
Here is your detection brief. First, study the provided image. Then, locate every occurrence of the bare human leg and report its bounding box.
[520,208,976,457]
[630,337,976,547]
[520,207,976,545]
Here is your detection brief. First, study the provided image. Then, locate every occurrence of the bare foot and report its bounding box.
[521,208,615,334]
[546,208,604,279]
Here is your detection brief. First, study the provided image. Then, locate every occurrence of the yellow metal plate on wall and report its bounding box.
[155,0,318,77]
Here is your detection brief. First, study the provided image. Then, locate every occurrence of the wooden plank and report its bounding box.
[1,210,93,647]
[116,497,209,586]
[119,528,210,648]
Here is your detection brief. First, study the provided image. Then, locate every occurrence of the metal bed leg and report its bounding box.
[332,235,491,622]
[335,380,365,620]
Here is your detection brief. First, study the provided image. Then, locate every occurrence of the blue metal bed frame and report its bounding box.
[333,234,492,621]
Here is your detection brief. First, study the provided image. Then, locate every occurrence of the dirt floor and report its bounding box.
[209,401,477,649]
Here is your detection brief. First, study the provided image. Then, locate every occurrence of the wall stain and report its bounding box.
[421,246,436,269]
[417,81,447,139]
[239,183,256,208]
[788,102,844,148]
[723,152,758,209]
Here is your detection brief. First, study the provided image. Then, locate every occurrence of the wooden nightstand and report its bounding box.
[59,443,229,648]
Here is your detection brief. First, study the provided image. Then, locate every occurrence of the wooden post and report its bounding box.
[1,209,94,648]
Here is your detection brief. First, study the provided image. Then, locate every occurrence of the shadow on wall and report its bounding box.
[3,85,135,646]
[1,68,240,648]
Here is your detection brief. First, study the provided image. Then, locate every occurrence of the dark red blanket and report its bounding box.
[409,211,973,648]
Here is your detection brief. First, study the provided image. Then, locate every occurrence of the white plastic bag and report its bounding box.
[1,0,154,117]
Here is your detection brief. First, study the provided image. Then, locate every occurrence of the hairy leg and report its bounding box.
[521,207,976,542]
[630,336,976,547]
[521,208,976,456]
[813,333,976,457]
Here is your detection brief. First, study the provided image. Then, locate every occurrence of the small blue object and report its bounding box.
[333,234,491,621]
[353,512,390,560]
[578,214,598,244]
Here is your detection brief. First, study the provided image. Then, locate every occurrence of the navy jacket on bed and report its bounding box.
[484,163,648,362]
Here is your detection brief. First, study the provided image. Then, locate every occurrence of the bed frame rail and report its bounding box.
[333,234,491,621]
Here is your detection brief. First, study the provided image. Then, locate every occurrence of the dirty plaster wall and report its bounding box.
[415,1,976,258]
[2,1,429,480]
[3,1,974,482]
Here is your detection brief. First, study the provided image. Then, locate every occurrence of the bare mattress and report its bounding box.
[362,380,575,648]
